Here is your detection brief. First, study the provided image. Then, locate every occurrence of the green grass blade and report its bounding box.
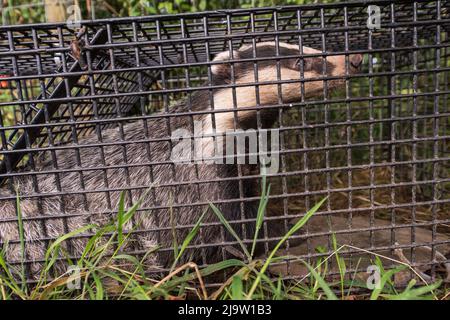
[209,203,251,261]
[117,191,126,245]
[247,197,327,298]
[383,280,441,300]
[251,173,271,258]
[122,187,152,223]
[15,192,26,292]
[113,254,145,277]
[169,203,178,262]
[44,224,96,271]
[171,208,208,271]
[301,262,338,300]
[91,271,104,300]
[370,266,405,300]
[331,234,346,298]
[163,259,246,289]
[231,275,244,300]
[0,250,26,299]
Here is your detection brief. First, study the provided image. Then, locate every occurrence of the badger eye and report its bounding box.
[295,57,323,73]
[294,57,313,71]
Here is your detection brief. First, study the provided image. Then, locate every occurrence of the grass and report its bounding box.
[0,176,448,300]
[0,0,447,301]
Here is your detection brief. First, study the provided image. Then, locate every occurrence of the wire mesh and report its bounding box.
[0,0,449,285]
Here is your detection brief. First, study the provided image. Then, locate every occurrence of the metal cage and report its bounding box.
[0,0,449,286]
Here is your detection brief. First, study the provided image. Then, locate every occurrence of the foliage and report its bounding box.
[0,178,447,300]
[0,0,336,24]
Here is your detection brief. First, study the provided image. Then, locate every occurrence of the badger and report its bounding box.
[0,42,362,278]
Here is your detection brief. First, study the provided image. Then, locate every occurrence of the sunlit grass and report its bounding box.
[0,176,447,300]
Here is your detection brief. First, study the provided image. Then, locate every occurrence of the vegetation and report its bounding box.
[0,177,448,300]
[0,0,334,25]
[0,0,448,300]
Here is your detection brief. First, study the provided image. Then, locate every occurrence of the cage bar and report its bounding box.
[0,0,448,285]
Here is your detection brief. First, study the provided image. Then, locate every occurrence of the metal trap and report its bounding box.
[0,0,449,285]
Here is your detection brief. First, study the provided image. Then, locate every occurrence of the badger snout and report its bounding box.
[349,54,363,72]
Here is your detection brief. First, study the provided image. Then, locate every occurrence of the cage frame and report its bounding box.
[0,0,448,287]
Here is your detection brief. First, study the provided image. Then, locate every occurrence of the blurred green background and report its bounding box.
[1,0,334,25]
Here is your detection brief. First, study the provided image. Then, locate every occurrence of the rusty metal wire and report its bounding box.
[0,0,449,283]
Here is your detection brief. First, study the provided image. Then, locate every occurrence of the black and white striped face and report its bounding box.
[211,41,362,103]
[187,42,363,163]
[212,42,326,84]
[204,42,363,132]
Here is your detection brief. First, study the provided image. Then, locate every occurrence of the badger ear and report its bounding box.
[211,50,239,77]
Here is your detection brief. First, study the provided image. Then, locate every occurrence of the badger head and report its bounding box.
[208,41,363,131]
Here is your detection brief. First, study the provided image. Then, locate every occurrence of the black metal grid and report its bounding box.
[0,0,449,285]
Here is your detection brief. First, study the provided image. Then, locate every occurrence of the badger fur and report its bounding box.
[0,42,363,277]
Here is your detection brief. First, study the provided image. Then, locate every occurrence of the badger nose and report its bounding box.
[350,54,363,69]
